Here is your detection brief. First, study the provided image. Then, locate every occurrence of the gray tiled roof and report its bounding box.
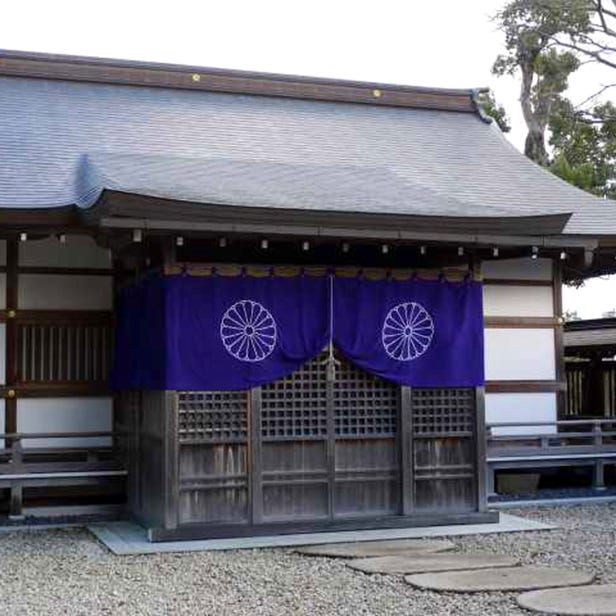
[565,328,616,348]
[0,74,611,234]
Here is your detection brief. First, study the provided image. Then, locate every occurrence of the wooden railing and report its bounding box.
[486,419,616,496]
[0,431,126,518]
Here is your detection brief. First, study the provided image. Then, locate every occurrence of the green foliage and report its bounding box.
[549,99,616,197]
[476,91,512,132]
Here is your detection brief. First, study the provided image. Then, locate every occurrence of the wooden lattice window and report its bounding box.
[261,353,328,439]
[411,388,475,436]
[334,360,399,438]
[15,314,112,385]
[177,391,248,443]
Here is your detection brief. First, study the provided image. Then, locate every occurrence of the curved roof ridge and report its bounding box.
[0,48,485,114]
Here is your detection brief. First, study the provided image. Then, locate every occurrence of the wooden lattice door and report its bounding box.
[174,353,479,528]
[258,351,400,522]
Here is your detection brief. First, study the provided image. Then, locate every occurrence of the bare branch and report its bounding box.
[575,82,616,107]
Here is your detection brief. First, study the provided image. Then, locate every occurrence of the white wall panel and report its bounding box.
[0,239,6,265]
[19,274,112,310]
[17,397,112,448]
[481,257,552,281]
[19,235,111,268]
[0,273,5,309]
[486,392,557,435]
[483,285,554,317]
[485,328,556,380]
[0,323,5,385]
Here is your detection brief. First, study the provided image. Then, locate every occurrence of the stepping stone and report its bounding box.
[517,584,616,615]
[405,566,594,593]
[346,552,518,575]
[296,539,455,558]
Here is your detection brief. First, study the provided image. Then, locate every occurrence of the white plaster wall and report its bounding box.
[19,235,111,268]
[486,392,557,435]
[485,328,556,380]
[19,275,112,310]
[0,273,5,309]
[0,323,5,385]
[481,257,552,281]
[17,397,112,448]
[483,285,554,317]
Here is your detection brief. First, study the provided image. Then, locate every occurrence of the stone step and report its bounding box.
[346,552,518,575]
[405,566,594,593]
[296,539,455,558]
[517,584,616,615]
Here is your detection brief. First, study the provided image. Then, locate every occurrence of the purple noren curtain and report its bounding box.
[111,274,484,391]
[333,277,484,387]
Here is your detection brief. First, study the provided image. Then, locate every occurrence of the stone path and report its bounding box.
[405,565,594,593]
[346,552,518,574]
[298,537,609,615]
[517,584,616,615]
[296,538,455,558]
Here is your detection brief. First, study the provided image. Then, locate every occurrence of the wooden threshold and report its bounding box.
[147,511,499,542]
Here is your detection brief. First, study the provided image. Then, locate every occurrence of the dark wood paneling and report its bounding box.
[484,316,560,329]
[485,380,566,393]
[483,278,553,287]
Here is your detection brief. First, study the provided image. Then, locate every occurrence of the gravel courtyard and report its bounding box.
[1,505,615,615]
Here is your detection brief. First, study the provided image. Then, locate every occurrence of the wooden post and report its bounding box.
[249,387,263,524]
[9,437,24,519]
[475,386,487,512]
[400,386,413,515]
[163,391,179,530]
[5,239,18,441]
[326,373,335,519]
[552,260,566,419]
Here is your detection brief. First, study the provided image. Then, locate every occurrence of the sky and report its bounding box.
[1,0,614,317]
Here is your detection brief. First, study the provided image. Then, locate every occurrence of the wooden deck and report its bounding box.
[0,431,126,518]
[486,419,616,495]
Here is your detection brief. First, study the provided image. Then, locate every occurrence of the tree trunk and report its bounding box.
[519,59,549,166]
[524,130,549,166]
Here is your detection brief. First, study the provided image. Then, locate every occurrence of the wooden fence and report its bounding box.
[565,361,616,418]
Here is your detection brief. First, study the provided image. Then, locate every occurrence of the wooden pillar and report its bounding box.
[163,391,179,530]
[400,386,413,515]
[475,386,487,511]
[249,387,263,524]
[553,260,566,419]
[5,238,18,436]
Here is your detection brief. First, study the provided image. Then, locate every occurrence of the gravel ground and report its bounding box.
[0,505,615,615]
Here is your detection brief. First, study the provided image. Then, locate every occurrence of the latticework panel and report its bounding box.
[334,359,399,437]
[261,353,328,439]
[411,388,475,436]
[178,391,248,443]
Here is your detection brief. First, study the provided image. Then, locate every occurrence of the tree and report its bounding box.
[492,0,616,196]
[492,1,585,164]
